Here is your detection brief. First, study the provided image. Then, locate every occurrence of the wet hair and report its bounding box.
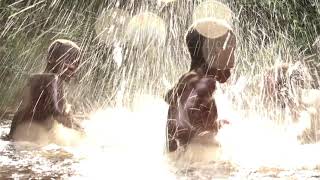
[47,39,80,67]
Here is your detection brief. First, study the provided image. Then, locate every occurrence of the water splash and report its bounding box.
[1,0,320,179]
[68,94,176,179]
[50,90,320,178]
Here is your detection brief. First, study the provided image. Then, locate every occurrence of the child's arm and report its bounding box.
[46,77,83,131]
[30,74,74,127]
[58,100,84,132]
[28,74,64,116]
[46,76,64,116]
[46,76,84,131]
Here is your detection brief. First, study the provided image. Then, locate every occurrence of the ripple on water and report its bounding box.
[0,138,80,179]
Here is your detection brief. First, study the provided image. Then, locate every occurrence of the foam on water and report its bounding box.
[1,91,320,179]
[58,91,320,178]
[66,94,176,179]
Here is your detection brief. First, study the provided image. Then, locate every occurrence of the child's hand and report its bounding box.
[63,103,72,115]
[218,119,230,129]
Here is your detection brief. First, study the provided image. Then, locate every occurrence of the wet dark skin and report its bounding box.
[165,26,234,152]
[165,66,231,152]
[9,40,83,141]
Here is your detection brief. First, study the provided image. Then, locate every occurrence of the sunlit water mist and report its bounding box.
[58,94,175,179]
[75,91,320,179]
[215,88,320,169]
[1,1,320,178]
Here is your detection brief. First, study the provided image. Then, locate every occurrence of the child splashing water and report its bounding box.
[8,39,84,144]
[165,19,236,152]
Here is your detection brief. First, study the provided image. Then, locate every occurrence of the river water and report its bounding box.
[1,93,320,180]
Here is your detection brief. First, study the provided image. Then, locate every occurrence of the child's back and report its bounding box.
[9,39,83,142]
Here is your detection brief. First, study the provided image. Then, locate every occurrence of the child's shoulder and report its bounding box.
[29,73,57,81]
[28,73,59,87]
[179,70,200,82]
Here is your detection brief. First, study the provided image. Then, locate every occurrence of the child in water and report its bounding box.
[165,19,236,152]
[9,39,84,142]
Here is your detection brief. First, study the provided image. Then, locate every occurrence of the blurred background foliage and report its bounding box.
[231,0,320,49]
[0,0,319,115]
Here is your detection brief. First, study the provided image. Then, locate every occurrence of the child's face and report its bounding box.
[59,56,80,81]
[49,43,80,81]
[202,30,236,69]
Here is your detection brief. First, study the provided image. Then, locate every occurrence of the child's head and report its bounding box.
[185,19,236,71]
[45,39,81,81]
